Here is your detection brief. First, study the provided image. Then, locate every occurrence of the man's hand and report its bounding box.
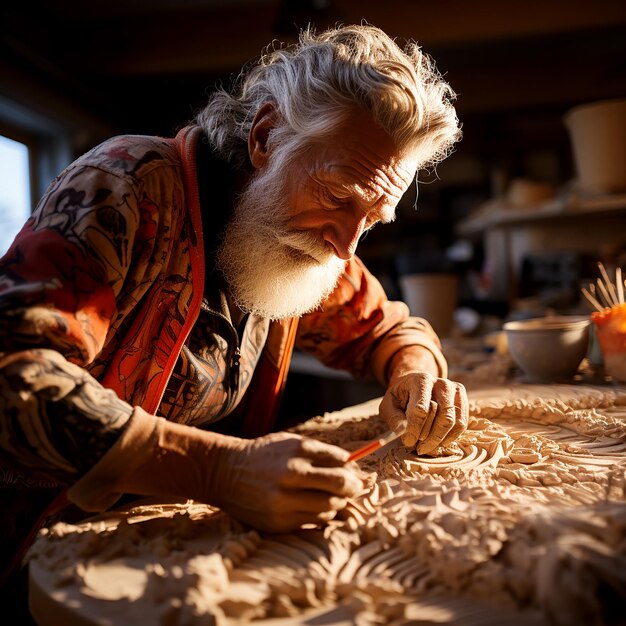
[216,432,367,533]
[68,409,367,534]
[379,371,468,455]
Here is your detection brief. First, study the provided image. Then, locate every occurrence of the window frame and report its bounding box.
[0,121,38,215]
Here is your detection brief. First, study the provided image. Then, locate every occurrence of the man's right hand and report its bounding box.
[68,408,366,533]
[215,432,366,532]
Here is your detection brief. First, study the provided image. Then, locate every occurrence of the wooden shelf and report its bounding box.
[457,192,626,236]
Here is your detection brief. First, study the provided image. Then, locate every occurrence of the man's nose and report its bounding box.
[322,213,367,261]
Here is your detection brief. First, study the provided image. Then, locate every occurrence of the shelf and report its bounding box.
[457,191,626,236]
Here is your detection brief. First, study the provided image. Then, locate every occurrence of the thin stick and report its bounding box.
[597,278,616,308]
[598,262,619,306]
[581,287,604,312]
[589,283,607,307]
[615,267,624,304]
[590,283,611,308]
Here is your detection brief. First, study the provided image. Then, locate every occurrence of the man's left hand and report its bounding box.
[379,372,468,455]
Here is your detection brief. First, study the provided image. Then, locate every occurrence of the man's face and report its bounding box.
[216,109,419,320]
[282,108,419,261]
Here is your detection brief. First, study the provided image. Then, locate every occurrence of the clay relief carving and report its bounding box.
[28,384,626,625]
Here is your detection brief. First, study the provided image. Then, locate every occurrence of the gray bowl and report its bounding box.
[503,315,591,382]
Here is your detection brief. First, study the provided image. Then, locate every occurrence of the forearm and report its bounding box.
[370,319,449,386]
[68,407,240,512]
[0,348,133,482]
[385,344,442,383]
[68,406,366,534]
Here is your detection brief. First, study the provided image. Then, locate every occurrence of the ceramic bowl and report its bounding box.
[503,315,591,382]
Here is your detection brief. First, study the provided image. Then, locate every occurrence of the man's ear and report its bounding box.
[248,101,278,169]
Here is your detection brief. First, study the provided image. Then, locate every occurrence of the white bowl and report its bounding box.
[503,315,591,382]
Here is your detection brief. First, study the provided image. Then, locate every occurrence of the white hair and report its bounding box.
[194,24,461,169]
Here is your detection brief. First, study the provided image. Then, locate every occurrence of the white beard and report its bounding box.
[215,156,346,320]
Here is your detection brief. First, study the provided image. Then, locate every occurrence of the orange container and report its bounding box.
[591,303,626,382]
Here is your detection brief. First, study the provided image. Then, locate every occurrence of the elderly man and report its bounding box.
[0,24,465,584]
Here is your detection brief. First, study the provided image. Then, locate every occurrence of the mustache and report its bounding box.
[274,230,333,264]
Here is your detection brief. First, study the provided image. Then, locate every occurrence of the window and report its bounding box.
[0,94,76,258]
[0,134,32,256]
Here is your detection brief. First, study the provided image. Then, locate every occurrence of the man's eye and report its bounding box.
[323,189,347,206]
[325,192,339,205]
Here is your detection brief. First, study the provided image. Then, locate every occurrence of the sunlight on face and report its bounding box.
[215,145,346,320]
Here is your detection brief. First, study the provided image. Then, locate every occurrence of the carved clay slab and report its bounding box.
[28,384,626,625]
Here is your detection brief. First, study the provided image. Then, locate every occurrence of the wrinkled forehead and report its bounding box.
[311,114,419,213]
[320,153,417,217]
[323,107,417,180]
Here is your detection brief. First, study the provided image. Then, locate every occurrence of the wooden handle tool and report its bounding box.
[347,425,406,462]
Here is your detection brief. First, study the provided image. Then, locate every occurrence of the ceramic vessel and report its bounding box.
[399,273,458,337]
[503,315,591,382]
[564,98,626,194]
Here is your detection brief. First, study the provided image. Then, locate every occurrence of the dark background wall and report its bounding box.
[3,1,625,152]
[5,0,625,268]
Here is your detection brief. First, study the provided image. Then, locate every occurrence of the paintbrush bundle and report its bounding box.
[581,262,626,382]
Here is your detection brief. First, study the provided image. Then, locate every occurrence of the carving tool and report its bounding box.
[347,425,406,462]
[346,401,439,462]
